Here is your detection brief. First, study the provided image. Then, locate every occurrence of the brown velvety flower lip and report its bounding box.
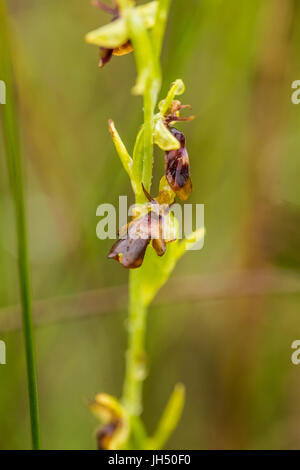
[108,185,175,269]
[164,126,192,201]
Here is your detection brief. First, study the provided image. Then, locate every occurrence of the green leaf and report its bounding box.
[108,120,136,192]
[140,227,205,306]
[147,384,185,450]
[129,416,148,450]
[132,125,145,202]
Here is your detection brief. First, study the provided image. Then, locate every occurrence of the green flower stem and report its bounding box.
[0,0,41,450]
[142,81,155,193]
[152,0,172,57]
[120,0,172,431]
[122,269,146,416]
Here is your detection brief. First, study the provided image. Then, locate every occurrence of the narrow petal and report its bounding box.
[99,47,113,67]
[154,118,180,151]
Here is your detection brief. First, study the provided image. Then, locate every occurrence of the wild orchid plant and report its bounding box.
[85,0,204,450]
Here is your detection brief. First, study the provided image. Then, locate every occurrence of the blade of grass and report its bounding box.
[0,0,41,449]
[147,384,185,449]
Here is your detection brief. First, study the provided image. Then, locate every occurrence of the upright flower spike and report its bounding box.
[85,1,204,450]
[85,1,158,67]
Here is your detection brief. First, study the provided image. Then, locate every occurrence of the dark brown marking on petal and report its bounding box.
[108,237,150,269]
[164,101,195,124]
[107,212,157,269]
[164,127,192,201]
[107,208,172,268]
[165,115,195,124]
[152,229,166,257]
[99,48,113,67]
[106,175,184,268]
[152,239,166,256]
[96,421,119,450]
[142,183,156,204]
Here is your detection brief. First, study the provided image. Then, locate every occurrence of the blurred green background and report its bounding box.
[1,0,300,449]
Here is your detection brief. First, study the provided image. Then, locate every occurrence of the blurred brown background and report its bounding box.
[1,0,300,449]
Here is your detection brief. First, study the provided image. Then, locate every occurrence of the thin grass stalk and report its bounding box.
[0,0,40,449]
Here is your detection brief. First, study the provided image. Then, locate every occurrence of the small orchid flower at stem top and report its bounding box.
[85,1,158,68]
[88,0,133,67]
